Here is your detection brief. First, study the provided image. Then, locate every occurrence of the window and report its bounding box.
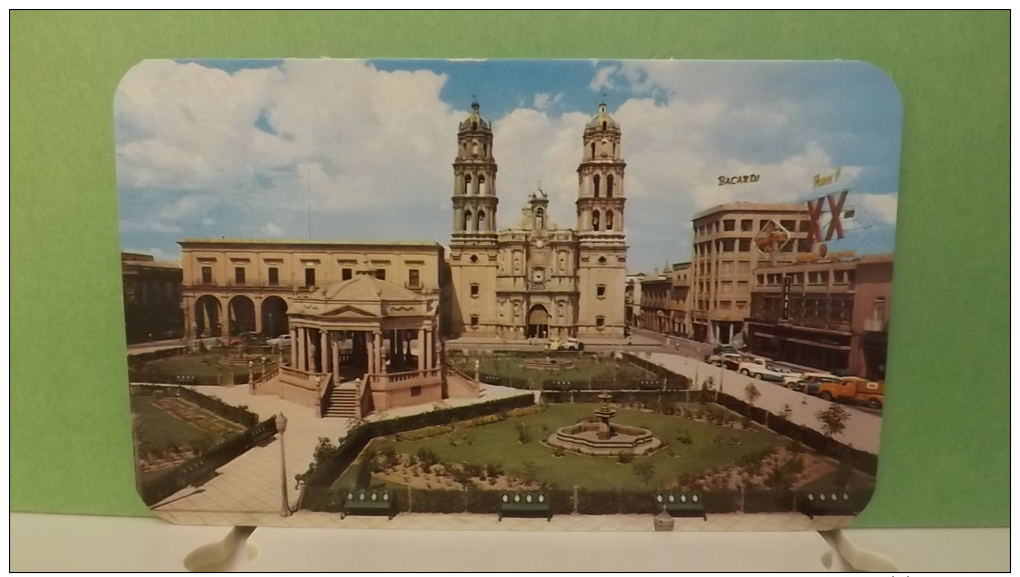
[478,174,486,195]
[721,282,733,293]
[606,210,614,230]
[342,268,353,281]
[781,242,793,252]
[607,174,614,198]
[723,219,735,232]
[720,261,733,274]
[819,271,829,284]
[470,315,480,328]
[739,238,751,252]
[794,272,804,285]
[737,261,750,274]
[780,220,796,231]
[201,266,213,285]
[374,269,386,281]
[477,210,486,231]
[470,283,480,298]
[799,220,811,232]
[234,267,246,286]
[738,281,749,293]
[410,386,422,397]
[593,174,601,198]
[759,219,770,230]
[305,268,316,287]
[268,267,279,286]
[464,174,472,195]
[719,300,732,310]
[596,316,605,330]
[592,210,601,231]
[408,269,420,288]
[808,271,820,285]
[721,239,735,252]
[874,297,887,323]
[846,270,856,285]
[740,219,753,232]
[597,284,606,299]
[834,270,847,284]
[798,239,812,253]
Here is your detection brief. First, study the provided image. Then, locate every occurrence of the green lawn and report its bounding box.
[449,355,652,384]
[363,403,784,491]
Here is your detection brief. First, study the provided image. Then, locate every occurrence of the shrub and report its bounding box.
[617,450,634,464]
[484,462,504,479]
[553,446,566,458]
[409,489,466,513]
[416,447,441,470]
[514,421,533,444]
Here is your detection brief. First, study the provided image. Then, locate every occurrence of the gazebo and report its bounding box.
[261,276,448,417]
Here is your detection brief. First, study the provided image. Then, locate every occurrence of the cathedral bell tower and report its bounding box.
[576,101,626,237]
[574,102,627,339]
[452,101,499,238]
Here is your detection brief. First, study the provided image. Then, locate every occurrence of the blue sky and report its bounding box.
[115,59,902,272]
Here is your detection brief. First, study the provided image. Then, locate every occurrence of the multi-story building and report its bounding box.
[624,272,645,328]
[669,262,692,337]
[121,252,184,344]
[745,253,892,379]
[177,240,445,339]
[689,202,814,345]
[638,270,671,334]
[447,101,628,340]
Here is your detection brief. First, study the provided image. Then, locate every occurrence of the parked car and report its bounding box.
[707,352,742,370]
[562,337,585,351]
[738,360,803,384]
[228,331,260,346]
[266,334,292,348]
[808,377,885,408]
[790,372,840,392]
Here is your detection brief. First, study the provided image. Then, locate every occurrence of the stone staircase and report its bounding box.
[324,381,360,418]
[446,365,484,399]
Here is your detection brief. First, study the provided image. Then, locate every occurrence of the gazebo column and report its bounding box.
[320,330,329,374]
[425,329,433,370]
[296,327,306,372]
[417,328,425,371]
[332,334,340,382]
[374,330,383,376]
[289,327,297,367]
[365,331,374,375]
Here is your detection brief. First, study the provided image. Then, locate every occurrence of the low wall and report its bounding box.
[277,367,325,410]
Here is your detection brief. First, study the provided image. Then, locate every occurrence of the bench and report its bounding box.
[498,492,552,521]
[340,489,396,520]
[655,492,707,520]
[797,490,861,519]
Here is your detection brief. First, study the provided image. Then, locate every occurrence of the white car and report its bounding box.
[266,334,292,348]
[738,359,802,384]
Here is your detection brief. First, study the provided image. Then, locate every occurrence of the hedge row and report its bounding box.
[539,389,710,405]
[622,353,692,389]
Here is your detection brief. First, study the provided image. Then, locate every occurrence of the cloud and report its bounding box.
[589,65,618,92]
[119,219,183,233]
[856,193,898,225]
[262,222,284,237]
[201,217,216,226]
[123,246,181,263]
[533,92,563,111]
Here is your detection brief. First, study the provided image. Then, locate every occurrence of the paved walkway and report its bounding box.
[153,383,531,517]
[157,509,854,532]
[644,352,882,454]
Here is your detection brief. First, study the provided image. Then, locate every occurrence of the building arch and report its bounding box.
[194,294,222,338]
[527,304,550,339]
[536,207,545,230]
[607,174,614,198]
[606,209,614,231]
[465,173,472,195]
[228,295,256,336]
[464,209,473,231]
[260,295,289,337]
[477,210,486,232]
[478,174,487,195]
[590,142,596,158]
[592,209,601,231]
[593,174,601,198]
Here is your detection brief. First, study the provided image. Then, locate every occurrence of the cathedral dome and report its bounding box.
[586,101,619,130]
[458,101,492,132]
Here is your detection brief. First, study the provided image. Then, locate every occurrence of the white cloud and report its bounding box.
[201,217,216,226]
[119,219,182,233]
[123,246,181,263]
[533,92,563,111]
[262,222,284,237]
[856,193,898,225]
[589,65,618,92]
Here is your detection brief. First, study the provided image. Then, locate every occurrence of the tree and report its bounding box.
[744,382,762,426]
[815,403,851,452]
[633,460,656,488]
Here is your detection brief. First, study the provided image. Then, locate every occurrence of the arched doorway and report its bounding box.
[228,295,256,336]
[527,305,550,339]
[194,295,222,338]
[261,296,289,338]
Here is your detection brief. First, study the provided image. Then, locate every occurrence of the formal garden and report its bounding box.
[448,351,685,390]
[301,393,875,515]
[128,342,281,386]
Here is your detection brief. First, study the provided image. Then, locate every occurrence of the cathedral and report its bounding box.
[447,101,629,340]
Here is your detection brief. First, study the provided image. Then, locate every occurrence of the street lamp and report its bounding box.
[275,413,291,517]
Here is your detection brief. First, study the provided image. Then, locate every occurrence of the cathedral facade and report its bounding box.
[447,102,628,340]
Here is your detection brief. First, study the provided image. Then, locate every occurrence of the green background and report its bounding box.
[10,11,1009,526]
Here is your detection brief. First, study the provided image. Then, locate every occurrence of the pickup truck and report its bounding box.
[806,377,885,409]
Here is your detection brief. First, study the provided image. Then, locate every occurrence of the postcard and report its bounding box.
[117,58,900,530]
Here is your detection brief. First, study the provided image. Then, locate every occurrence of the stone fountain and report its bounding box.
[546,390,662,456]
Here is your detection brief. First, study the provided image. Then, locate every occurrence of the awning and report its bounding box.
[786,337,851,351]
